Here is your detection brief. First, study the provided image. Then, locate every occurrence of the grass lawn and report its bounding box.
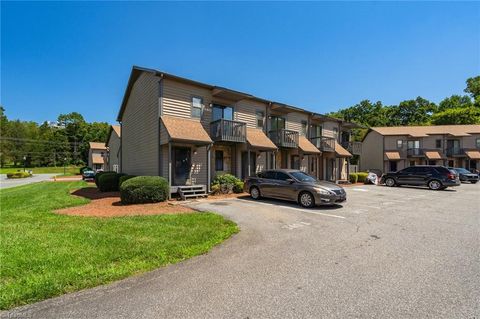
[0,166,81,176]
[0,182,238,310]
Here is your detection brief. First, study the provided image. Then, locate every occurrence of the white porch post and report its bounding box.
[247,147,251,177]
[168,142,172,199]
[207,143,212,193]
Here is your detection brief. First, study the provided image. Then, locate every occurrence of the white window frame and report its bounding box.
[191,96,203,118]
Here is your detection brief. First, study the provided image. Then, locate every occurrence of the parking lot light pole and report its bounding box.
[23,156,26,172]
[64,157,67,176]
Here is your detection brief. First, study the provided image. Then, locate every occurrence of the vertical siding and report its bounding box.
[122,72,160,175]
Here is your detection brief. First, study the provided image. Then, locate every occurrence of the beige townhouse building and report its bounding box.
[117,66,361,196]
[88,142,107,171]
[360,125,480,173]
[106,125,121,172]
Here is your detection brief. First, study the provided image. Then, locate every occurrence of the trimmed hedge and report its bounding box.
[118,175,136,188]
[211,173,244,194]
[349,173,358,184]
[6,172,32,179]
[120,176,170,204]
[98,172,125,192]
[94,171,115,187]
[357,172,369,183]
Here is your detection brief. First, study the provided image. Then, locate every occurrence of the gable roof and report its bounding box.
[116,66,360,129]
[106,125,121,146]
[370,125,480,137]
[89,142,107,150]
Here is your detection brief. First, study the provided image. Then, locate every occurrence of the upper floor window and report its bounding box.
[191,97,203,118]
[435,139,442,148]
[311,124,322,138]
[270,116,286,130]
[333,128,338,140]
[256,111,264,129]
[476,138,480,149]
[212,104,233,121]
[301,121,307,136]
[407,140,420,149]
[397,140,403,149]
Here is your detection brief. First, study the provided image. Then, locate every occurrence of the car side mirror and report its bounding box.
[286,178,295,184]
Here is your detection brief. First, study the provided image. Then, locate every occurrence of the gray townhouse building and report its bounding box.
[360,125,480,173]
[116,66,361,196]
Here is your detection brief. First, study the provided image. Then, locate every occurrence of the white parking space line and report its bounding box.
[235,199,346,219]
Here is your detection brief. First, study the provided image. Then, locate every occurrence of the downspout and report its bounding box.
[207,143,212,193]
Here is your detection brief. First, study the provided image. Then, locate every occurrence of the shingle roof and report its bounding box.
[298,136,321,154]
[89,142,107,150]
[371,125,480,137]
[385,151,401,160]
[465,150,480,160]
[246,128,277,151]
[112,125,121,137]
[424,151,444,160]
[334,142,352,157]
[91,153,105,164]
[161,116,212,145]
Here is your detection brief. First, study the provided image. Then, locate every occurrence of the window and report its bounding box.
[215,150,224,171]
[397,140,403,149]
[476,138,480,149]
[275,172,291,181]
[333,128,339,140]
[270,116,286,130]
[290,171,316,182]
[301,121,307,136]
[263,171,276,179]
[256,111,264,129]
[192,97,203,118]
[435,139,442,148]
[401,167,415,173]
[407,140,420,149]
[212,104,233,121]
[311,124,322,138]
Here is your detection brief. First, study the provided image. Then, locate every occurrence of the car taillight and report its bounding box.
[447,173,456,180]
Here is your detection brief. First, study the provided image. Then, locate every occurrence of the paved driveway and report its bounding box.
[0,174,56,189]
[4,184,479,318]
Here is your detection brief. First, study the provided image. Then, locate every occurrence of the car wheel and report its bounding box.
[250,186,261,200]
[299,192,315,208]
[385,177,396,187]
[428,179,442,190]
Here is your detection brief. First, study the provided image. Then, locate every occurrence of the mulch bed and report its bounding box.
[56,187,195,218]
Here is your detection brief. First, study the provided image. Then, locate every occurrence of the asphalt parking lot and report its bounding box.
[5,183,479,319]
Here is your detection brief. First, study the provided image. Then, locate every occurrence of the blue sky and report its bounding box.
[2,1,479,124]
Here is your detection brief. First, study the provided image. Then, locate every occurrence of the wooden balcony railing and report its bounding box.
[268,129,299,148]
[407,148,424,157]
[342,141,362,155]
[310,136,335,152]
[210,119,246,143]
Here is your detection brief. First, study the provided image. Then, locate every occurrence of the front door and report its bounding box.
[326,158,335,181]
[173,147,191,186]
[241,151,257,179]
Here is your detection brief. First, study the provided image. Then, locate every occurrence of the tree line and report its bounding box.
[0,110,109,167]
[329,76,480,140]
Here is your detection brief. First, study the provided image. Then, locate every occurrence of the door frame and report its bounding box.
[172,146,192,186]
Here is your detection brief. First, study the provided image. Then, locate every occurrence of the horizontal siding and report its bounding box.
[286,112,308,134]
[122,72,159,176]
[320,121,339,139]
[107,133,120,171]
[235,99,267,128]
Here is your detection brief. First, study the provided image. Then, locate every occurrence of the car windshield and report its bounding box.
[290,171,316,182]
[454,168,471,174]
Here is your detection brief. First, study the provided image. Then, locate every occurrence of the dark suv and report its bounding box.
[380,165,460,190]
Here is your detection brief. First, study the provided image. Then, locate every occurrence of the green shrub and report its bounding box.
[233,181,244,193]
[6,172,32,179]
[79,166,92,175]
[119,175,136,187]
[357,172,369,183]
[349,173,358,184]
[211,173,243,194]
[94,171,115,187]
[120,176,170,204]
[211,184,220,194]
[98,172,120,192]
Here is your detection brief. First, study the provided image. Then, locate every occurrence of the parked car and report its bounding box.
[448,167,479,184]
[82,169,96,181]
[380,165,460,190]
[244,169,346,208]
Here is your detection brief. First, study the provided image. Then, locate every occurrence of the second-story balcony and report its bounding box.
[210,119,246,143]
[407,148,425,157]
[446,147,465,157]
[342,141,362,155]
[269,129,299,148]
[310,136,335,152]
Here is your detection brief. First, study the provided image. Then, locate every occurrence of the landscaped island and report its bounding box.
[0,181,238,310]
